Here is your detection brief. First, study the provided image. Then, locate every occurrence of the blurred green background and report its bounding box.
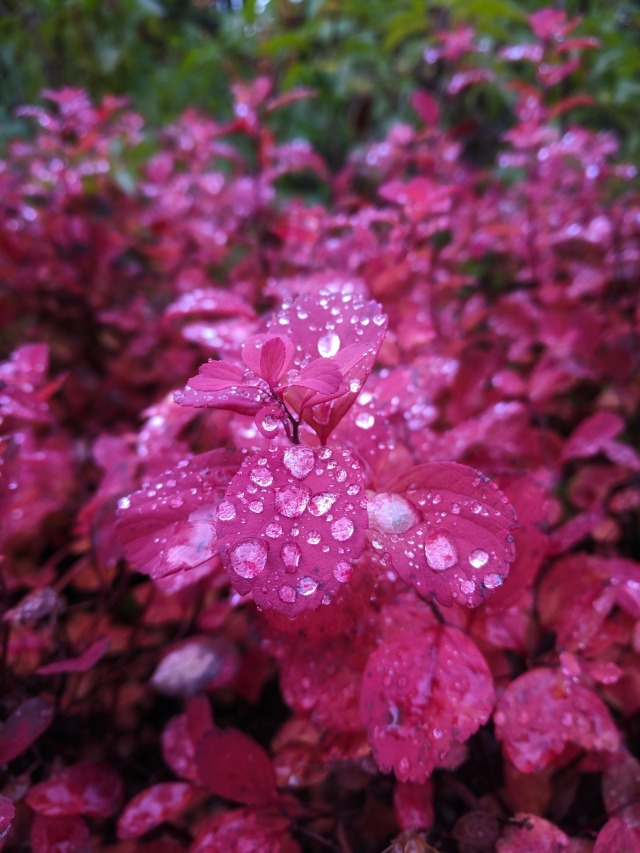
[1,0,640,164]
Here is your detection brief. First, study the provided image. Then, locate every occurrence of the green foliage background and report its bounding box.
[1,0,639,163]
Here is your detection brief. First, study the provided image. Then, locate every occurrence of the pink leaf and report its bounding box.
[188,361,247,392]
[31,814,91,853]
[0,697,55,764]
[494,668,620,773]
[393,780,435,831]
[360,626,495,782]
[165,288,256,320]
[26,761,123,818]
[151,637,239,696]
[191,807,296,853]
[0,795,15,844]
[241,335,293,387]
[176,362,268,416]
[162,695,215,783]
[595,817,640,853]
[116,449,243,580]
[562,411,625,460]
[368,463,517,607]
[37,636,110,675]
[116,783,196,840]
[496,813,570,852]
[195,728,278,806]
[217,444,367,616]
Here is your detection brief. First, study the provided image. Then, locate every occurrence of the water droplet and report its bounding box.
[368,493,420,535]
[307,530,321,545]
[373,313,386,326]
[432,493,442,505]
[349,379,362,393]
[261,414,280,433]
[281,542,301,571]
[275,485,310,518]
[249,466,273,487]
[469,548,489,568]
[169,496,184,509]
[228,538,268,579]
[333,561,352,583]
[317,447,332,459]
[297,576,318,596]
[460,580,475,595]
[471,501,482,514]
[283,446,315,480]
[483,572,504,589]
[278,584,297,603]
[331,517,354,541]
[451,502,461,515]
[217,501,236,521]
[317,332,340,358]
[355,412,375,430]
[266,523,283,538]
[117,496,131,511]
[347,483,361,496]
[308,492,337,516]
[424,531,458,571]
[249,500,264,513]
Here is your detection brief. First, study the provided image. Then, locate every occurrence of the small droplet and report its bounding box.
[469,548,489,568]
[278,584,297,603]
[228,538,268,579]
[281,542,301,571]
[308,492,337,516]
[333,561,352,583]
[347,483,361,496]
[355,412,375,430]
[471,501,482,514]
[283,446,315,480]
[297,576,318,596]
[307,530,321,545]
[317,332,340,358]
[249,500,264,514]
[261,414,280,433]
[483,572,504,589]
[249,466,273,487]
[217,501,236,521]
[424,530,458,571]
[460,580,475,595]
[368,493,420,535]
[331,517,354,541]
[275,485,310,518]
[117,496,131,511]
[451,502,461,515]
[349,379,362,393]
[265,523,283,538]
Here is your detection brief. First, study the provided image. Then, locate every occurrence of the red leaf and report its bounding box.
[217,444,367,616]
[360,626,494,782]
[241,335,293,388]
[494,668,619,772]
[602,750,640,827]
[0,795,15,845]
[165,287,256,320]
[116,783,196,840]
[116,449,243,580]
[191,807,296,853]
[196,728,278,806]
[31,814,91,853]
[151,637,239,696]
[26,761,123,818]
[176,362,269,416]
[37,636,110,675]
[595,817,640,853]
[393,780,435,831]
[0,697,55,764]
[496,813,570,852]
[369,463,517,607]
[562,411,624,460]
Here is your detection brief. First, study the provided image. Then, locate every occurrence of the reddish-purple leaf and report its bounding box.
[217,444,367,616]
[191,807,297,853]
[595,817,640,853]
[0,697,55,764]
[165,287,256,320]
[494,668,619,773]
[176,363,269,416]
[116,783,196,840]
[151,637,239,696]
[26,761,123,818]
[496,814,570,852]
[196,728,278,805]
[3,587,59,624]
[162,696,215,782]
[0,796,15,846]
[116,449,243,579]
[393,780,435,831]
[368,463,517,607]
[31,814,91,853]
[562,411,624,461]
[240,335,293,388]
[37,636,110,675]
[360,626,495,782]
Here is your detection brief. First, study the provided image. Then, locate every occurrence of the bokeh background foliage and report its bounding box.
[1,0,639,165]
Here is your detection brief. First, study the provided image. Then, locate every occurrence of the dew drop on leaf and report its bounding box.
[228,538,268,579]
[308,492,337,516]
[483,572,504,589]
[248,500,264,513]
[249,467,273,487]
[333,561,353,583]
[307,530,321,545]
[217,501,236,521]
[260,414,280,433]
[317,332,340,358]
[355,412,375,430]
[368,493,421,535]
[281,542,301,571]
[283,446,315,480]
[278,584,297,603]
[331,517,355,541]
[265,523,283,538]
[274,484,310,518]
[424,531,458,571]
[469,548,489,568]
[297,577,318,596]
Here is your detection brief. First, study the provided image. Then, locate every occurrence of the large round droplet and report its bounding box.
[229,538,268,579]
[278,584,297,603]
[469,548,489,568]
[249,466,273,487]
[317,332,340,358]
[281,542,301,571]
[424,531,458,571]
[297,576,318,596]
[283,446,315,480]
[331,517,355,541]
[368,493,421,535]
[216,501,236,521]
[274,484,310,518]
[308,492,337,516]
[333,561,352,583]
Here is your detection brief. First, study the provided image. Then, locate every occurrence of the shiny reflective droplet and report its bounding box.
[347,483,361,496]
[117,496,131,511]
[307,530,321,545]
[275,485,310,518]
[308,492,337,516]
[317,332,340,358]
[483,572,504,589]
[283,446,315,480]
[261,414,280,433]
[333,561,352,583]
[355,412,375,430]
[278,584,297,603]
[229,538,268,579]
[349,379,362,393]
[249,466,273,487]
[248,500,264,513]
[424,531,458,571]
[281,542,301,571]
[217,501,236,521]
[460,580,475,595]
[331,517,354,541]
[469,548,489,568]
[297,576,318,596]
[368,493,420,535]
[265,523,283,538]
[451,502,461,515]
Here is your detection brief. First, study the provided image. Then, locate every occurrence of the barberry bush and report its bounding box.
[1,9,639,852]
